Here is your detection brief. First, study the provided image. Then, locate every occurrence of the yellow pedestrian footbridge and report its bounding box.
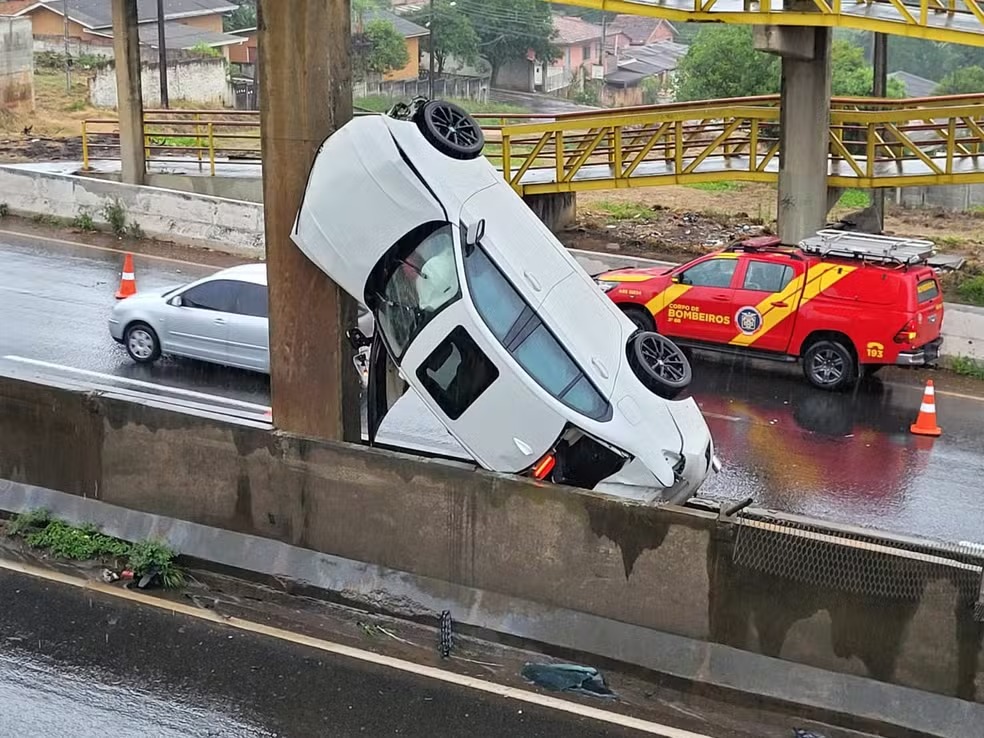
[80,94,984,194]
[558,0,984,46]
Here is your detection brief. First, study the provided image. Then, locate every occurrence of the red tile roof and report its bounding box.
[552,14,603,46]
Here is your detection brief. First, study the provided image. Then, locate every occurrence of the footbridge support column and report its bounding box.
[755,25,833,244]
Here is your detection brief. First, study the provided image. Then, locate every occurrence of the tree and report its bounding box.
[224,0,256,32]
[830,40,905,97]
[356,19,410,77]
[460,0,559,85]
[934,66,984,95]
[413,0,480,76]
[675,26,779,102]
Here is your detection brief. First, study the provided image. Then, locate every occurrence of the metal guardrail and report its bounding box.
[558,0,984,45]
[80,94,984,192]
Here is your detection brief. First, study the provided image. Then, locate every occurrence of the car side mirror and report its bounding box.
[464,219,485,247]
[670,275,681,284]
[171,295,183,307]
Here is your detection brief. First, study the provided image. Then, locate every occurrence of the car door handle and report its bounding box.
[771,301,788,308]
[711,294,730,302]
[213,317,226,324]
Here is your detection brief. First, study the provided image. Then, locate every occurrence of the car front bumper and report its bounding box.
[896,337,943,367]
[108,318,124,343]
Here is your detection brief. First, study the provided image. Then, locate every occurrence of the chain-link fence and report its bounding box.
[732,511,984,611]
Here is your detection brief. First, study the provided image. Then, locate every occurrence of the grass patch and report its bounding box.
[957,274,984,306]
[593,200,659,222]
[73,207,95,232]
[838,189,870,209]
[949,355,984,380]
[102,199,128,237]
[5,510,185,588]
[685,181,744,193]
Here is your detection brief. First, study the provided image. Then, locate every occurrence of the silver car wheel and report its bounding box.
[127,328,156,360]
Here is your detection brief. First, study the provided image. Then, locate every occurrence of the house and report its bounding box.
[603,41,688,107]
[11,0,244,58]
[607,15,676,46]
[888,70,937,98]
[228,9,428,83]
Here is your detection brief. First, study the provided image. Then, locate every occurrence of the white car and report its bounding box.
[292,98,719,504]
[109,263,373,374]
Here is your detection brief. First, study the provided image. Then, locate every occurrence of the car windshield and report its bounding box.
[376,224,460,357]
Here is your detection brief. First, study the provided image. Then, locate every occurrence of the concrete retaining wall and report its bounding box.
[1,373,982,712]
[0,165,264,256]
[944,303,984,361]
[0,16,34,111]
[90,57,232,108]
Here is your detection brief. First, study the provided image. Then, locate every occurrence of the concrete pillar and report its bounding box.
[755,25,832,244]
[258,0,360,442]
[110,0,145,186]
[523,192,576,232]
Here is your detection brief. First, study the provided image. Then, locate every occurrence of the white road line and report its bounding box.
[701,412,743,422]
[0,558,714,738]
[884,381,984,404]
[0,228,233,269]
[1,355,269,411]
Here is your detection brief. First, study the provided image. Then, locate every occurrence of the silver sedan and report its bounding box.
[109,263,373,374]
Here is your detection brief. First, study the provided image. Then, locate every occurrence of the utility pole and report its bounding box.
[63,0,71,93]
[258,0,360,441]
[157,0,169,107]
[871,32,888,233]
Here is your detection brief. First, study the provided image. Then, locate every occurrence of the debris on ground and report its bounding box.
[439,610,454,658]
[520,663,616,699]
[793,730,827,738]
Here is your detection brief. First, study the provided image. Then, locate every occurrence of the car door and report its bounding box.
[661,255,739,344]
[163,279,235,363]
[225,281,270,372]
[370,221,567,473]
[728,257,803,353]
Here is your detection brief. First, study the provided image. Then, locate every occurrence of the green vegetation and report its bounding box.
[412,0,480,77]
[949,355,984,380]
[934,66,984,95]
[189,42,223,59]
[358,19,410,76]
[686,181,744,193]
[102,199,128,237]
[223,0,256,32]
[956,274,984,306]
[73,207,95,232]
[594,200,659,222]
[34,50,111,71]
[5,510,185,588]
[837,189,870,209]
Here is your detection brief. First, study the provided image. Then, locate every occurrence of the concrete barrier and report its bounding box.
[0,165,264,257]
[1,373,982,724]
[942,302,984,361]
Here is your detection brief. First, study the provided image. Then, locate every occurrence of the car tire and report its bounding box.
[621,305,655,332]
[415,100,485,160]
[124,322,161,365]
[802,339,856,391]
[629,331,692,399]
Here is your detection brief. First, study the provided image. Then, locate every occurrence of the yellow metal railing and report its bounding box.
[499,94,984,193]
[555,0,984,46]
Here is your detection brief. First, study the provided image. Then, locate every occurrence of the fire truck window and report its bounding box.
[743,261,794,293]
[679,258,737,288]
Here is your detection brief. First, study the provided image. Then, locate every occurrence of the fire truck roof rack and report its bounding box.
[799,230,935,267]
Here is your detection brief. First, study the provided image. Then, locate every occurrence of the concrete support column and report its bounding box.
[111,0,145,185]
[755,25,832,244]
[258,0,360,442]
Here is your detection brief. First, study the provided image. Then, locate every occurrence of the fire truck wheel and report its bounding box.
[802,339,857,391]
[630,331,693,399]
[620,305,655,332]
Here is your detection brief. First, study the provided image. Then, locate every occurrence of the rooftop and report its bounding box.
[15,0,235,30]
[552,14,603,45]
[607,14,676,45]
[888,70,938,98]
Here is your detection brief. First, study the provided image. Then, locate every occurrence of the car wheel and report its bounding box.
[124,322,161,364]
[415,100,485,160]
[629,331,693,399]
[802,340,856,391]
[621,305,655,332]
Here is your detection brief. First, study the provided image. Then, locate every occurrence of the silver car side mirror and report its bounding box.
[171,295,183,307]
[464,219,485,247]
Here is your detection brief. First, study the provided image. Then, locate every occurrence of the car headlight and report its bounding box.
[595,279,618,293]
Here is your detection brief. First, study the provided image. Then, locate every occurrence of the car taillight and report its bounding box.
[894,319,917,344]
[532,453,556,480]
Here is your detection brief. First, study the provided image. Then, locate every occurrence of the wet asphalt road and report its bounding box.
[2,233,984,543]
[0,567,642,738]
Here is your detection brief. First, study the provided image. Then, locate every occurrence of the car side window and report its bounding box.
[181,280,237,312]
[233,282,269,318]
[678,258,737,288]
[417,326,499,420]
[377,224,460,358]
[742,261,794,293]
[462,243,611,421]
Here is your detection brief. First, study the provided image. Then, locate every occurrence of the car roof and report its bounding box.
[212,262,267,285]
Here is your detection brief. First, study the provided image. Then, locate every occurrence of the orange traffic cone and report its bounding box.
[910,380,942,437]
[115,253,137,299]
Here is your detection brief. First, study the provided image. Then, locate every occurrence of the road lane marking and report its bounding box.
[1,356,269,411]
[0,558,714,738]
[0,228,239,269]
[701,411,743,422]
[884,382,984,404]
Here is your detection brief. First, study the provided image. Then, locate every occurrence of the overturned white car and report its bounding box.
[292,98,719,504]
